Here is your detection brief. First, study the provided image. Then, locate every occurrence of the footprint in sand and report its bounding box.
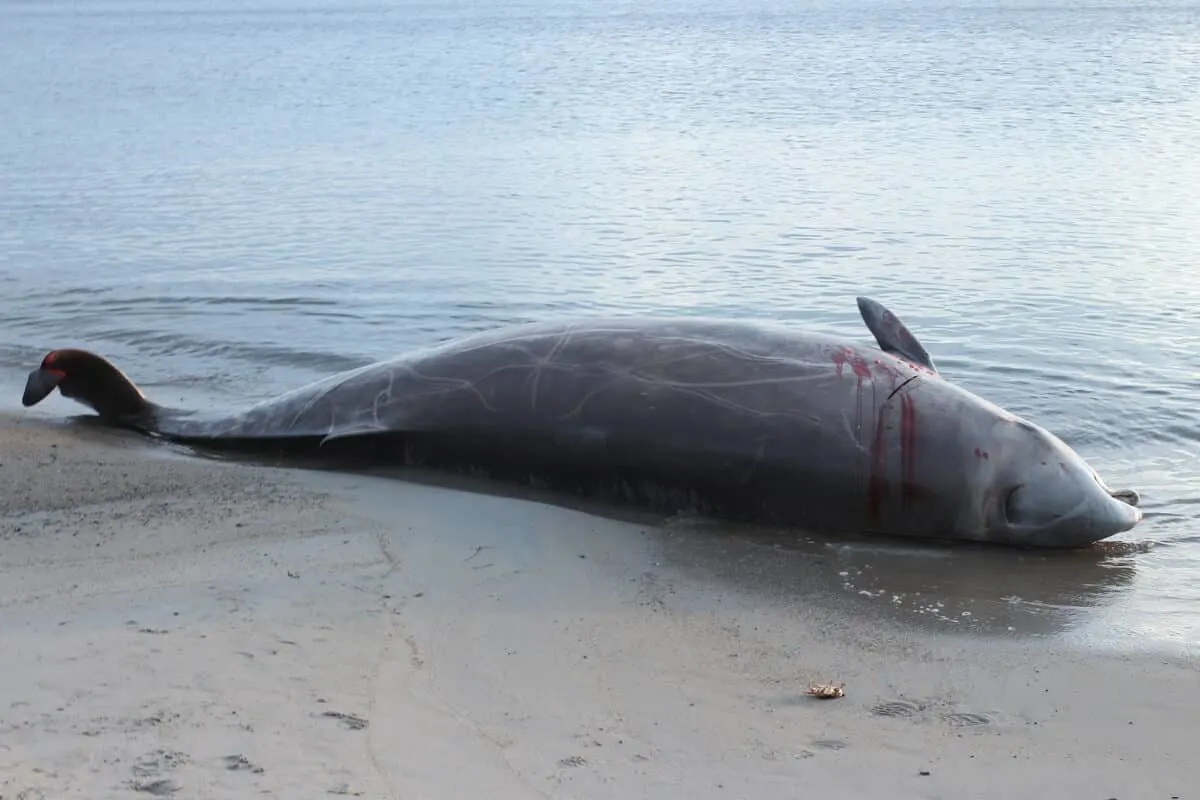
[942,711,994,728]
[128,779,181,796]
[322,710,369,730]
[871,699,996,728]
[131,750,190,776]
[870,698,927,718]
[810,739,849,750]
[223,754,265,774]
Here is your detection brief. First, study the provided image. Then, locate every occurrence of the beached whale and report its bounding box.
[20,297,1142,548]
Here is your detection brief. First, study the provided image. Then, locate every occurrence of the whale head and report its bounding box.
[855,295,1142,549]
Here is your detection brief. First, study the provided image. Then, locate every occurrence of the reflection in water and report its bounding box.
[653,517,1140,639]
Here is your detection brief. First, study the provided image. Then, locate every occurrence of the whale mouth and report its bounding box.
[1109,488,1140,507]
[1092,470,1140,507]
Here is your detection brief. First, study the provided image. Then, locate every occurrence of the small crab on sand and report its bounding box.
[806,681,845,699]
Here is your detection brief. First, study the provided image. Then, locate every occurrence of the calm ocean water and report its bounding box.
[1,0,1198,652]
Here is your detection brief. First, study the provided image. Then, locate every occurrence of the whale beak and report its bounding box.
[1079,487,1143,545]
[1103,491,1143,531]
[22,367,65,407]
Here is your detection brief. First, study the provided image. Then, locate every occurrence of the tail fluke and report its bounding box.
[22,365,65,407]
[21,348,155,423]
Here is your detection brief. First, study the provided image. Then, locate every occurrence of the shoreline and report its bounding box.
[0,411,1195,798]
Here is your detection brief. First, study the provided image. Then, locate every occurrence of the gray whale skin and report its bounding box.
[20,296,1142,548]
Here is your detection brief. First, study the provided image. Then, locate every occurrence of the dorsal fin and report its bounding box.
[855,296,937,373]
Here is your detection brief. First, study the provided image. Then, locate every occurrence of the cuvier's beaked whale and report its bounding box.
[20,297,1142,548]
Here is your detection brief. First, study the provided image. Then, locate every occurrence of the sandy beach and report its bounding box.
[0,411,1195,799]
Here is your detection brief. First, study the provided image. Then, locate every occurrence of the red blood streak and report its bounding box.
[872,358,904,380]
[900,393,916,508]
[833,348,876,438]
[868,405,888,522]
[832,349,847,378]
[832,348,873,381]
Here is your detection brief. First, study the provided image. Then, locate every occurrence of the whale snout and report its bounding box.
[1001,472,1143,548]
[1077,474,1144,544]
[1092,487,1144,537]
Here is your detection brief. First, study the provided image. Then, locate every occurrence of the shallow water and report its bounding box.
[1,0,1198,652]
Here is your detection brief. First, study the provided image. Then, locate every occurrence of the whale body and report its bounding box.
[20,297,1142,548]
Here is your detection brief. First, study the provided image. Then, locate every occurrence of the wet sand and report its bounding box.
[0,411,1195,799]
